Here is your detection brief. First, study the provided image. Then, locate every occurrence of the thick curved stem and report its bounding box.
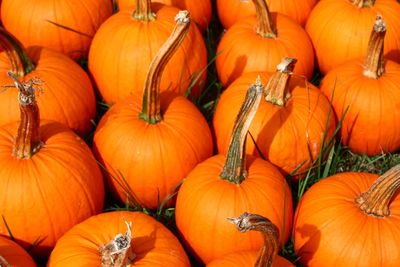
[139,11,190,124]
[228,212,279,267]
[220,77,263,184]
[363,15,386,79]
[252,0,276,38]
[133,0,156,21]
[351,0,375,8]
[264,57,297,106]
[356,164,400,217]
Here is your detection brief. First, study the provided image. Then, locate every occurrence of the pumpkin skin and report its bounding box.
[117,0,212,32]
[0,46,97,136]
[306,0,400,74]
[216,0,318,29]
[0,236,36,267]
[213,71,336,178]
[47,211,190,266]
[88,3,208,104]
[293,170,400,266]
[207,250,293,267]
[1,0,113,60]
[0,120,105,260]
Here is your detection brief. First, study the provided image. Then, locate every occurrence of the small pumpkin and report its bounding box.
[175,78,293,264]
[0,236,36,267]
[93,11,213,209]
[216,0,314,86]
[293,164,400,266]
[1,0,113,60]
[207,212,294,267]
[320,16,400,156]
[89,0,207,104]
[0,72,104,260]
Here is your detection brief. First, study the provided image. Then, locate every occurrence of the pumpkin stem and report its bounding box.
[264,57,297,106]
[228,212,279,267]
[220,77,263,184]
[133,0,156,21]
[252,0,276,38]
[99,221,136,267]
[139,10,190,124]
[0,255,10,267]
[355,164,400,217]
[351,0,375,8]
[7,71,43,159]
[0,27,35,76]
[363,15,386,79]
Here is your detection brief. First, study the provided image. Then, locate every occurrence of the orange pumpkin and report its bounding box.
[0,27,97,136]
[89,0,207,104]
[0,236,36,267]
[294,164,400,266]
[320,16,400,156]
[214,58,336,178]
[175,78,293,264]
[217,0,318,29]
[0,72,104,260]
[47,211,190,266]
[93,11,213,209]
[216,0,314,86]
[1,0,113,60]
[306,0,400,74]
[117,0,212,32]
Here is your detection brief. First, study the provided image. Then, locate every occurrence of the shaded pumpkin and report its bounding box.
[0,236,36,267]
[0,72,104,260]
[1,0,113,60]
[213,58,336,178]
[216,0,314,86]
[89,0,207,104]
[293,164,400,266]
[175,78,293,264]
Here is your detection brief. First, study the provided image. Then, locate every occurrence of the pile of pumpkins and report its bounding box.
[0,0,400,266]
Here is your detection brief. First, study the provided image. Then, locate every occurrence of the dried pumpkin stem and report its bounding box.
[0,27,35,75]
[351,0,375,8]
[355,164,400,217]
[363,15,386,79]
[8,71,42,159]
[139,11,190,124]
[99,221,135,267]
[264,57,297,106]
[133,0,156,21]
[220,77,263,184]
[252,0,276,38]
[0,255,10,267]
[228,212,279,267]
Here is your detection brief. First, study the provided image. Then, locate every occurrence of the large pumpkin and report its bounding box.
[320,16,400,156]
[0,27,97,136]
[216,0,314,86]
[293,164,400,266]
[214,58,336,178]
[175,78,293,264]
[1,0,113,60]
[47,211,190,266]
[0,72,104,260]
[89,0,207,104]
[117,0,212,32]
[306,0,400,74]
[0,236,36,267]
[93,11,213,209]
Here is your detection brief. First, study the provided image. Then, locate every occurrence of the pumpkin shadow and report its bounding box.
[226,55,247,86]
[131,229,156,261]
[295,223,320,265]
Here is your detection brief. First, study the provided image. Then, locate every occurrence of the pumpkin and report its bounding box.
[207,212,294,267]
[89,0,207,104]
[320,16,400,156]
[92,11,213,209]
[306,0,400,74]
[0,72,104,260]
[216,0,318,29]
[214,58,336,178]
[293,164,400,266]
[47,211,190,266]
[0,236,36,267]
[175,78,293,264]
[1,0,113,60]
[117,0,212,32]
[215,0,314,86]
[0,27,97,136]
